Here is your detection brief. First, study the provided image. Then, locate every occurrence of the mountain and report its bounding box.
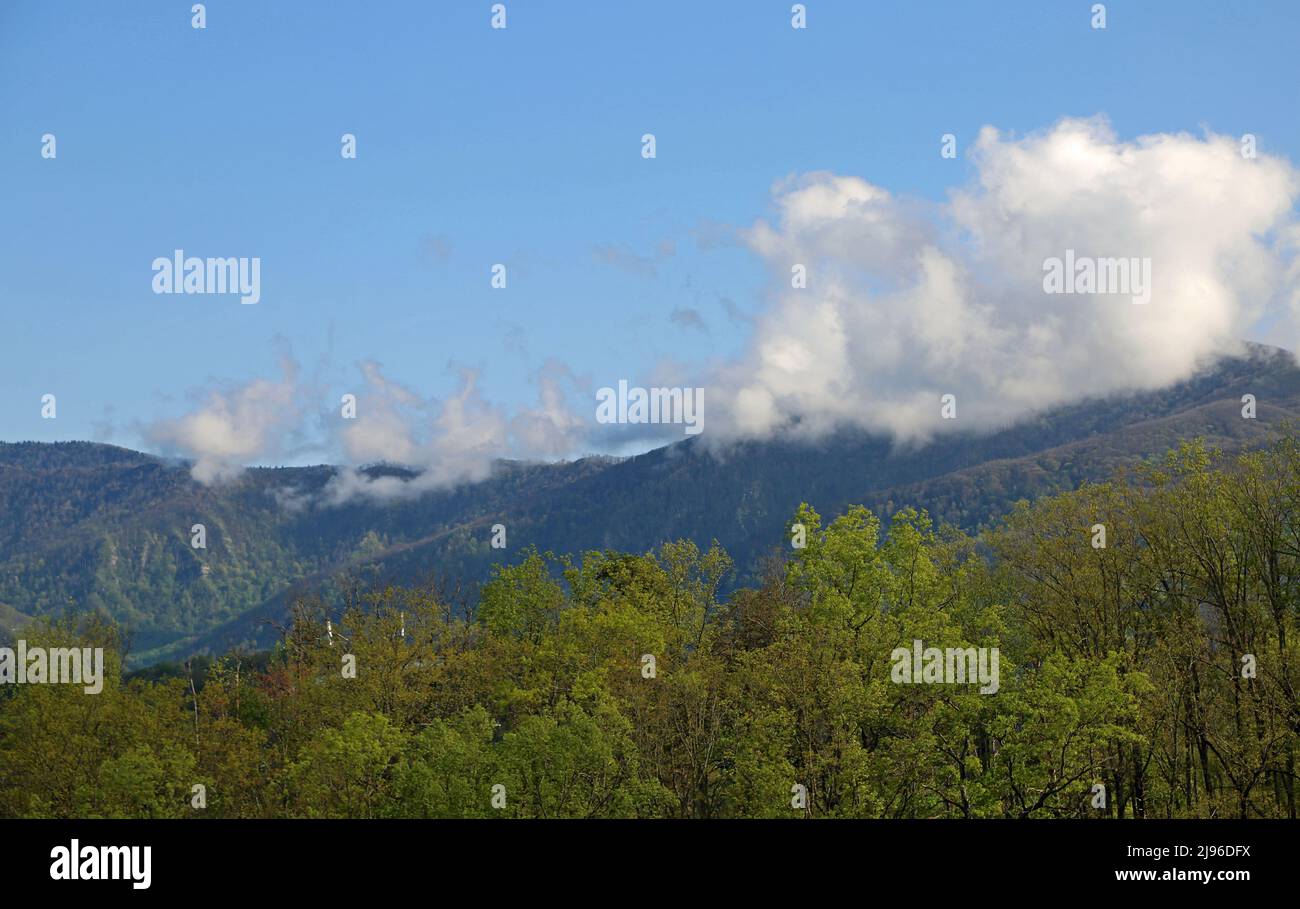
[3,344,1299,665]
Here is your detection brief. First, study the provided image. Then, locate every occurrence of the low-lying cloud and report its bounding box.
[146,354,305,484]
[141,117,1300,500]
[710,116,1300,443]
[325,358,588,503]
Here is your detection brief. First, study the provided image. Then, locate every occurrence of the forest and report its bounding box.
[1,434,1298,819]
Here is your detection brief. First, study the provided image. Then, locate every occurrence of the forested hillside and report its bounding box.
[2,433,1297,819]
[2,345,1298,665]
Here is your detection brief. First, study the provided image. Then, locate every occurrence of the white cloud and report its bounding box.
[146,353,591,500]
[324,358,590,503]
[707,117,1300,444]
[142,118,1300,495]
[146,355,304,484]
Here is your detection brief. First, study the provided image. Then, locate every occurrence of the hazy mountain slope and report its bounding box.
[182,346,1300,658]
[3,345,1298,664]
[367,344,1300,574]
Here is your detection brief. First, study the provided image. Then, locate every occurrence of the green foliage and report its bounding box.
[3,430,1300,818]
[4,345,1298,665]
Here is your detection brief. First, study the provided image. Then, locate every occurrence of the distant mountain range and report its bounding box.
[3,343,1298,666]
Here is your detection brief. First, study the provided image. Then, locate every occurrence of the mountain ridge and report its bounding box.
[3,344,1298,664]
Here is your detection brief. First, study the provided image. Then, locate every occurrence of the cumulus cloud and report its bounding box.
[707,117,1300,444]
[145,351,591,501]
[146,354,305,484]
[324,358,590,503]
[142,118,1300,499]
[509,359,590,458]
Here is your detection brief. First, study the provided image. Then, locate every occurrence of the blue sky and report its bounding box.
[3,0,1299,458]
